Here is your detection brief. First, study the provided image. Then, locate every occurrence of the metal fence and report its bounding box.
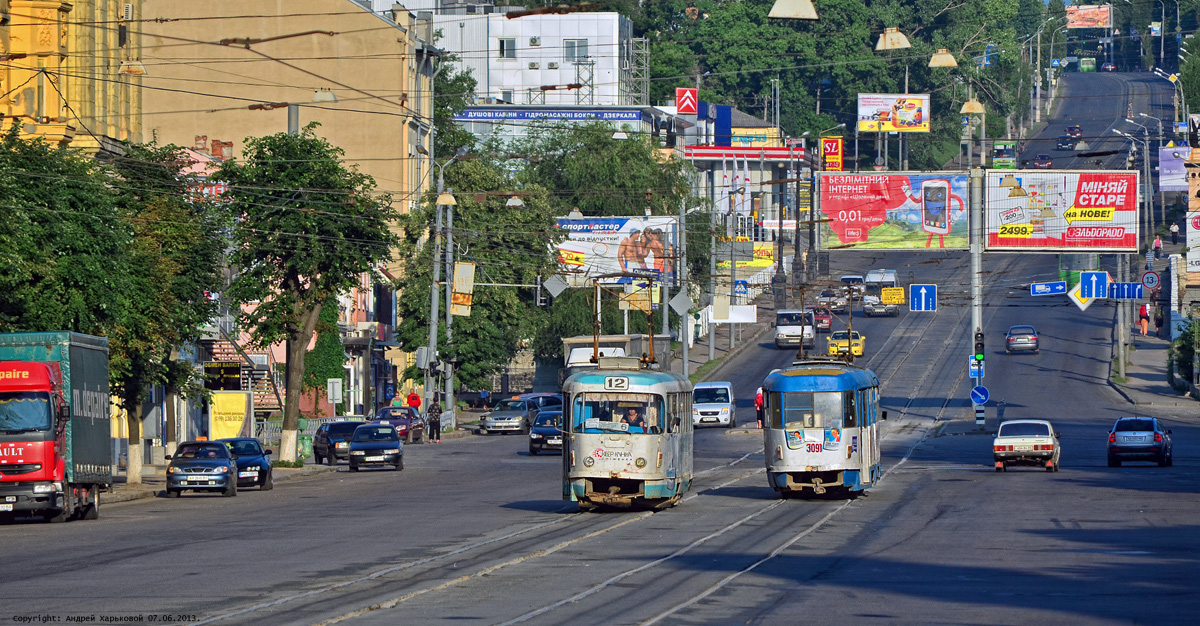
[254,416,347,446]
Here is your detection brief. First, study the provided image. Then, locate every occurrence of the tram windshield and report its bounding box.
[777,391,843,429]
[571,393,664,434]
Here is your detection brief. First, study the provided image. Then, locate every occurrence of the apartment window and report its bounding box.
[498,38,516,59]
[500,90,513,103]
[564,39,588,61]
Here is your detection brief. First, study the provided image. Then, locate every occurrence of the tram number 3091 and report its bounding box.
[806,443,823,453]
[603,376,630,391]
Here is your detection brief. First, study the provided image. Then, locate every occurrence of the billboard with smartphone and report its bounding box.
[856,94,931,133]
[1066,5,1112,29]
[818,172,969,250]
[985,171,1138,251]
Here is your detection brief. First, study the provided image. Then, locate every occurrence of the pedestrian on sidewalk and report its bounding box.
[407,388,422,411]
[755,387,764,429]
[1170,222,1180,245]
[427,396,442,443]
[1153,235,1163,259]
[1154,307,1165,338]
[1139,303,1150,336]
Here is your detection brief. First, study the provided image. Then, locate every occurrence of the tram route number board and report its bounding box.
[604,376,629,391]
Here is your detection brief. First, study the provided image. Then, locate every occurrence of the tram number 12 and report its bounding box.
[603,376,630,391]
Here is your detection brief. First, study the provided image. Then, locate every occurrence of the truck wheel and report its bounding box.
[46,483,74,522]
[81,485,100,519]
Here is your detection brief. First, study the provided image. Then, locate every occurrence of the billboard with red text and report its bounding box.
[985,171,1138,251]
[818,172,969,250]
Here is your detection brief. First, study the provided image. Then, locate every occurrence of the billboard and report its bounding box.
[856,94,931,133]
[1066,5,1112,29]
[818,172,969,250]
[985,171,1138,251]
[555,216,679,284]
[1159,147,1188,192]
[822,137,844,171]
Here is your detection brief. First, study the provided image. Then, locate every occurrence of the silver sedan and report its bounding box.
[1005,325,1039,353]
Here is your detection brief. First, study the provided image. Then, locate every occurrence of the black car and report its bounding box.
[313,419,365,465]
[166,441,239,497]
[218,437,274,490]
[1056,135,1075,150]
[347,424,403,471]
[528,410,564,455]
[1107,417,1173,467]
[1032,154,1053,169]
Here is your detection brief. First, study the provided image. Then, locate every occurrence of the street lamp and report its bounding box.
[1114,128,1153,251]
[1152,68,1186,123]
[423,145,469,429]
[247,89,340,134]
[875,28,912,170]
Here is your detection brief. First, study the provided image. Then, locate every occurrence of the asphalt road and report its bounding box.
[2,72,1196,626]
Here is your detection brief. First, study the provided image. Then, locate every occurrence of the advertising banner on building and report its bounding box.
[856,94,931,133]
[1188,172,1200,281]
[1066,5,1113,29]
[818,172,969,249]
[1159,147,1188,192]
[209,391,253,440]
[985,170,1138,251]
[821,137,844,171]
[555,216,679,285]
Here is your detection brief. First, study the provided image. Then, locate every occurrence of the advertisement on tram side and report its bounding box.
[817,172,969,250]
[985,170,1138,251]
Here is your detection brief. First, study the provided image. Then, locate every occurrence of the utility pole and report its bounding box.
[1118,254,1126,378]
[679,194,689,379]
[969,167,984,419]
[444,188,455,428]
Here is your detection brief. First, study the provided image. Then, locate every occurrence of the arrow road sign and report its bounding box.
[971,385,990,405]
[1080,271,1109,299]
[909,284,937,312]
[1141,271,1160,290]
[1109,282,1144,300]
[1030,281,1067,296]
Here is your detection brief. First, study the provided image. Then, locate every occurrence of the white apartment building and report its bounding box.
[372,1,644,106]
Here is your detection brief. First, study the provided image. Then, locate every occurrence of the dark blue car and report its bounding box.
[348,424,403,471]
[219,437,274,490]
[166,441,238,497]
[528,410,564,455]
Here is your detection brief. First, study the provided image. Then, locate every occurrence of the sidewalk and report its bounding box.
[105,462,341,505]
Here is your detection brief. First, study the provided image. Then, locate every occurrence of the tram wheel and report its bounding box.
[576,500,596,512]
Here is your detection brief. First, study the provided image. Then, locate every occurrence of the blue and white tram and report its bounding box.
[761,359,886,496]
[562,357,693,510]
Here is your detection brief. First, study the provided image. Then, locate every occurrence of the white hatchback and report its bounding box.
[693,382,735,428]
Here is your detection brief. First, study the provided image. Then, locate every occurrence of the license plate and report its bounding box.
[1014,445,1033,452]
[188,476,213,482]
[238,471,258,478]
[366,455,385,462]
[701,417,717,423]
[548,439,561,445]
[0,504,12,511]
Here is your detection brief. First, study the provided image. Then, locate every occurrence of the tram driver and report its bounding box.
[621,406,647,430]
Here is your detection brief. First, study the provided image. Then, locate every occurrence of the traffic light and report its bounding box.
[974,331,985,361]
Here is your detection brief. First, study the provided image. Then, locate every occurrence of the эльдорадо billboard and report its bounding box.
[818,172,969,250]
[1066,5,1112,29]
[985,171,1138,252]
[856,94,931,133]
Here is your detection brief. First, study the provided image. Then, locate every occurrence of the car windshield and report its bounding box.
[820,290,838,298]
[1115,419,1155,432]
[328,422,362,435]
[377,407,415,420]
[1036,154,1050,160]
[998,422,1051,437]
[777,312,810,325]
[831,331,859,341]
[1009,326,1036,336]
[493,399,526,412]
[175,444,228,459]
[840,277,863,285]
[0,391,52,432]
[353,426,398,442]
[534,413,562,428]
[694,387,731,404]
[224,440,262,456]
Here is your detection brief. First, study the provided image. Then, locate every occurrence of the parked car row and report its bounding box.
[480,392,562,435]
[166,438,274,498]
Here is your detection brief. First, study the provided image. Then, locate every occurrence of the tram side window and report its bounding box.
[782,392,843,429]
[844,391,858,428]
[766,392,781,429]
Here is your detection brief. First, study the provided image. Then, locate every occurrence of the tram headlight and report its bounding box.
[635,457,646,468]
[583,456,595,467]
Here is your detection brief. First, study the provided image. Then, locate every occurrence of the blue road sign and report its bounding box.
[961,115,970,126]
[909,284,937,312]
[733,280,748,295]
[1110,282,1144,300]
[1030,281,1067,296]
[971,385,990,405]
[1080,271,1108,299]
[1052,58,1061,67]
[969,357,984,379]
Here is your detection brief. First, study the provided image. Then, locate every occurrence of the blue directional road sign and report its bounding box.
[1109,282,1144,300]
[971,385,990,405]
[969,357,984,379]
[1030,281,1067,296]
[1080,271,1109,299]
[909,284,937,312]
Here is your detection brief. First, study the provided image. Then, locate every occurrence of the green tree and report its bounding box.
[433,49,478,160]
[217,125,398,461]
[302,295,346,416]
[392,158,559,391]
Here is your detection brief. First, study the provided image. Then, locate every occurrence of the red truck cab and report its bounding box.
[0,361,72,520]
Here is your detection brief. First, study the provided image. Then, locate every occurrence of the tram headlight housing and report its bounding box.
[635,457,646,468]
[583,456,595,467]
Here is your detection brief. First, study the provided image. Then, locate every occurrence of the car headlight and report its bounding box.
[215,466,229,474]
[336,442,348,448]
[720,408,729,415]
[350,451,365,455]
[33,483,56,493]
[530,433,542,439]
[384,449,400,454]
[169,466,184,474]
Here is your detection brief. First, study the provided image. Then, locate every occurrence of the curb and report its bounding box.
[103,463,342,505]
